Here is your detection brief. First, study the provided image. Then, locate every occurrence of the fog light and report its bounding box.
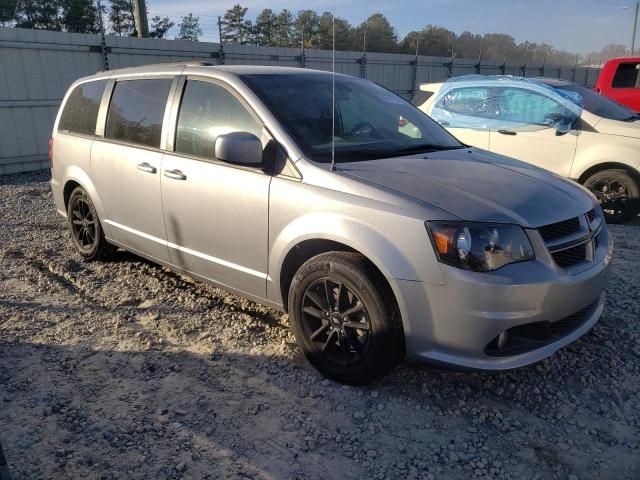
[497,331,509,349]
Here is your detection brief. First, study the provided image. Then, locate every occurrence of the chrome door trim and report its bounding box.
[166,242,268,280]
[103,219,268,280]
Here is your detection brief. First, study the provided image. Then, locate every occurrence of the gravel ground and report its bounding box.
[0,170,639,480]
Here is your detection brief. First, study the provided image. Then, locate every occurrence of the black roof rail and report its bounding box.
[101,60,215,72]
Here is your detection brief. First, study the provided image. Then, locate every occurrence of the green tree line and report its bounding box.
[0,0,626,64]
[0,0,197,40]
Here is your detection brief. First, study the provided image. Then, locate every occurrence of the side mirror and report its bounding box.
[543,112,574,136]
[214,132,263,166]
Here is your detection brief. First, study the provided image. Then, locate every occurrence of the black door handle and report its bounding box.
[497,129,517,136]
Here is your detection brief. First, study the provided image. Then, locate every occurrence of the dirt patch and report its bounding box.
[1,171,639,480]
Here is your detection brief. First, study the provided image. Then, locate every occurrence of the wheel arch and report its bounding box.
[60,166,110,235]
[278,238,405,354]
[576,161,640,187]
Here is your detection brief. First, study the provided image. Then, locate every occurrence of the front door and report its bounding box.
[160,78,271,299]
[487,87,578,177]
[91,78,174,263]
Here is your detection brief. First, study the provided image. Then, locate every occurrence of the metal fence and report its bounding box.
[0,27,603,174]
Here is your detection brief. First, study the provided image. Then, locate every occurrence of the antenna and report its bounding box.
[330,8,337,172]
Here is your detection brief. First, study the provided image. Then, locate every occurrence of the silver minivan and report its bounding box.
[50,63,612,384]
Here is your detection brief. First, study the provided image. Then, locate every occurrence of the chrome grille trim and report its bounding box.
[538,209,601,269]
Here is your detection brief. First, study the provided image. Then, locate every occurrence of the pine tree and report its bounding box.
[273,9,294,47]
[14,0,61,30]
[108,0,134,36]
[60,0,99,33]
[316,12,350,51]
[253,8,276,46]
[149,15,173,39]
[177,13,202,42]
[223,4,251,44]
[294,10,319,48]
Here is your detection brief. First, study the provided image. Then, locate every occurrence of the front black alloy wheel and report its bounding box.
[67,186,114,261]
[583,169,640,223]
[301,277,373,367]
[288,252,403,385]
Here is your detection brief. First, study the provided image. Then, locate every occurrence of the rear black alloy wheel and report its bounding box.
[583,169,640,223]
[288,252,403,385]
[71,196,96,250]
[67,187,114,261]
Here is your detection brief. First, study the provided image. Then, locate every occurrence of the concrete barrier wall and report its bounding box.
[0,27,601,174]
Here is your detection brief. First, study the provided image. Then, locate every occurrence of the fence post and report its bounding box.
[360,53,367,79]
[218,43,225,65]
[96,0,109,70]
[217,16,226,65]
[443,57,453,78]
[411,58,418,97]
[475,46,482,74]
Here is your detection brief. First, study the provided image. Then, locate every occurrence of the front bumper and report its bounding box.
[392,227,613,370]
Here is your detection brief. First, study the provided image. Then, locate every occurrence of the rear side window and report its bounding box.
[612,62,640,88]
[175,80,262,160]
[438,87,495,119]
[106,79,173,148]
[58,80,107,135]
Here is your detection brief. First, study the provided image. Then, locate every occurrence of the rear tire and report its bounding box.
[583,169,640,223]
[288,252,403,385]
[67,186,115,261]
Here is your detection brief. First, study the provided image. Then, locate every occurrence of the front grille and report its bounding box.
[484,301,597,357]
[551,243,588,268]
[538,217,581,242]
[537,210,602,270]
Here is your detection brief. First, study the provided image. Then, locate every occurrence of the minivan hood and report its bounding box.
[339,149,595,228]
[595,117,640,139]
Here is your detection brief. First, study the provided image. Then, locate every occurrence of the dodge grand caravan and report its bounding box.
[51,63,612,384]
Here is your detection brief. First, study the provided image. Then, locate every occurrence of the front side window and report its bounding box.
[175,80,262,160]
[58,80,107,135]
[612,62,640,88]
[105,79,173,148]
[240,73,462,163]
[494,88,567,126]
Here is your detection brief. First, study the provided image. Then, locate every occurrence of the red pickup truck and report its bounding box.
[595,57,640,111]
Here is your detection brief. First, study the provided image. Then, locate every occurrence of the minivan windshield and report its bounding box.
[555,84,639,121]
[240,73,463,162]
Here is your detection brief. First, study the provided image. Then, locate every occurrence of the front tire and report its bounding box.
[67,186,115,261]
[288,252,403,385]
[583,169,640,223]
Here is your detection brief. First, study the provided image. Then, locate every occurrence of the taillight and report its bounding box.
[48,138,54,168]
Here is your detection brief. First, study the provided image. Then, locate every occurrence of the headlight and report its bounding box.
[426,222,535,272]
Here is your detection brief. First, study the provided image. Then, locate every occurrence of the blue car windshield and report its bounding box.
[240,73,463,162]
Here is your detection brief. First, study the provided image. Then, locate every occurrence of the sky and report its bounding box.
[147,0,637,55]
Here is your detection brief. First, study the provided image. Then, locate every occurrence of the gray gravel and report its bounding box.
[0,171,639,480]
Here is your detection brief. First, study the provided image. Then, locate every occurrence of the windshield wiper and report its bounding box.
[389,144,466,155]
